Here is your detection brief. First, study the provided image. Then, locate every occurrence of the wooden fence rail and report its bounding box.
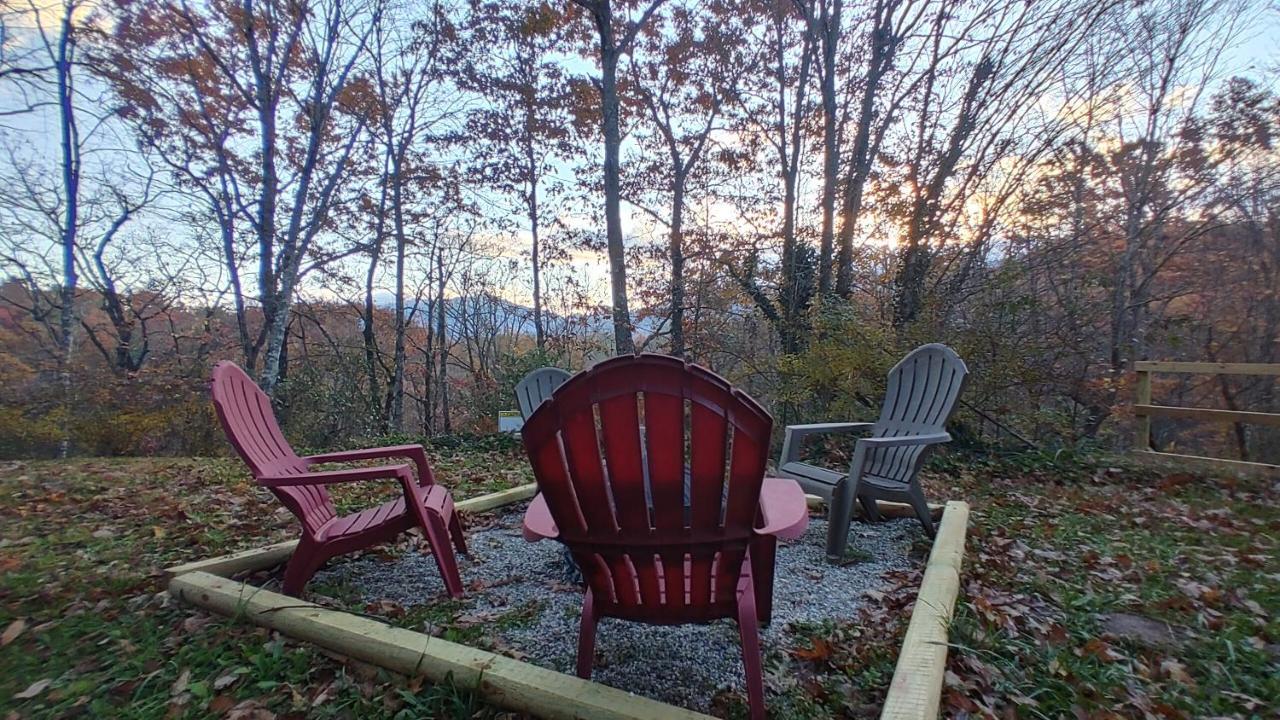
[1134,361,1280,473]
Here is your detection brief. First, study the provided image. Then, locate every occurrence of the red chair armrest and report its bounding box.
[755,477,809,540]
[260,464,414,487]
[522,493,559,542]
[303,445,434,485]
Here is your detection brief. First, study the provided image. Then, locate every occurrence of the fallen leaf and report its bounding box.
[1079,637,1122,662]
[1,618,26,646]
[1160,658,1195,686]
[790,637,833,662]
[15,678,51,699]
[225,698,276,720]
[171,669,190,696]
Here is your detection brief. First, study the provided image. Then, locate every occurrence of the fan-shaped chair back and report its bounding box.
[864,343,968,484]
[515,367,572,419]
[520,354,773,622]
[210,361,334,534]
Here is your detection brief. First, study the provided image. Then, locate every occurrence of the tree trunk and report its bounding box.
[777,12,813,352]
[56,7,79,459]
[816,5,839,296]
[528,163,545,351]
[364,152,389,427]
[580,0,639,354]
[669,174,686,357]
[436,249,451,433]
[834,0,894,297]
[388,152,408,432]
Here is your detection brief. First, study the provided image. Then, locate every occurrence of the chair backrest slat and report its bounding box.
[521,354,773,616]
[866,344,968,484]
[211,361,335,535]
[515,367,572,419]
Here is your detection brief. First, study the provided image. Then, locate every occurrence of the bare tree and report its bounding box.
[467,2,576,352]
[106,0,383,397]
[627,1,753,356]
[0,0,156,454]
[571,0,666,354]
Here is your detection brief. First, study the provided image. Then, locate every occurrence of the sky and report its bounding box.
[1,0,1278,312]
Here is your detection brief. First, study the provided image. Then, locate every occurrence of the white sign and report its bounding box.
[498,410,524,433]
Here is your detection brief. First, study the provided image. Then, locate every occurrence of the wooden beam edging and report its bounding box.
[165,483,539,580]
[170,571,713,720]
[804,494,944,520]
[1134,361,1280,376]
[1134,403,1280,428]
[880,500,970,720]
[1136,449,1279,475]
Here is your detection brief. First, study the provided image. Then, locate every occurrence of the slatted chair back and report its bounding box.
[514,367,572,419]
[865,343,968,484]
[521,354,773,623]
[210,361,335,535]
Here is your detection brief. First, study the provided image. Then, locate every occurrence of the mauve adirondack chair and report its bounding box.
[778,344,968,558]
[210,361,467,598]
[519,354,808,720]
[514,366,571,419]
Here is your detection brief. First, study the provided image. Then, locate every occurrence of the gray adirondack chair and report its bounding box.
[778,343,968,559]
[515,367,572,420]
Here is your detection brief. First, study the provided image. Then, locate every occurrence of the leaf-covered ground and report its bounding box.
[1,446,1276,719]
[0,444,534,719]
[772,454,1280,719]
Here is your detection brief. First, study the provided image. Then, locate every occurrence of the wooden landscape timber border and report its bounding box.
[881,501,969,720]
[166,482,968,720]
[1133,361,1280,474]
[165,483,540,580]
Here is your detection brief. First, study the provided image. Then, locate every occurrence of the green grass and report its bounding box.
[769,453,1280,718]
[3,446,1276,718]
[0,448,533,718]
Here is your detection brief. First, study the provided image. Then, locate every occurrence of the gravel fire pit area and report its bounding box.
[303,504,925,714]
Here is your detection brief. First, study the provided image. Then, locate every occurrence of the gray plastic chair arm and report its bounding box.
[845,432,952,482]
[856,432,951,449]
[785,422,875,435]
[779,422,874,467]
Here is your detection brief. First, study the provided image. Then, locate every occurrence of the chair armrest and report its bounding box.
[785,422,875,434]
[522,493,559,542]
[779,422,874,467]
[846,432,952,480]
[755,477,809,540]
[259,464,414,487]
[304,444,434,485]
[856,432,951,449]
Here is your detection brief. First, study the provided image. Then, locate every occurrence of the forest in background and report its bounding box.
[0,0,1277,462]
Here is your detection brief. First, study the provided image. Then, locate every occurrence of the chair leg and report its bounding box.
[282,538,327,597]
[908,481,936,538]
[736,587,767,720]
[414,505,466,598]
[576,589,599,679]
[448,510,468,555]
[826,477,858,561]
[749,538,777,626]
[858,492,881,522]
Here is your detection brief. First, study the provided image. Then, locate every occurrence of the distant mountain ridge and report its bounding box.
[370,292,664,337]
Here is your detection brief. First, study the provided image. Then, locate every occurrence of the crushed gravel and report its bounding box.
[312,504,924,713]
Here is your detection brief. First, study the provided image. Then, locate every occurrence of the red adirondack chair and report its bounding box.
[519,354,808,720]
[210,361,467,598]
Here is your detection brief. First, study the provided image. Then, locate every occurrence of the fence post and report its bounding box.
[1135,367,1152,451]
